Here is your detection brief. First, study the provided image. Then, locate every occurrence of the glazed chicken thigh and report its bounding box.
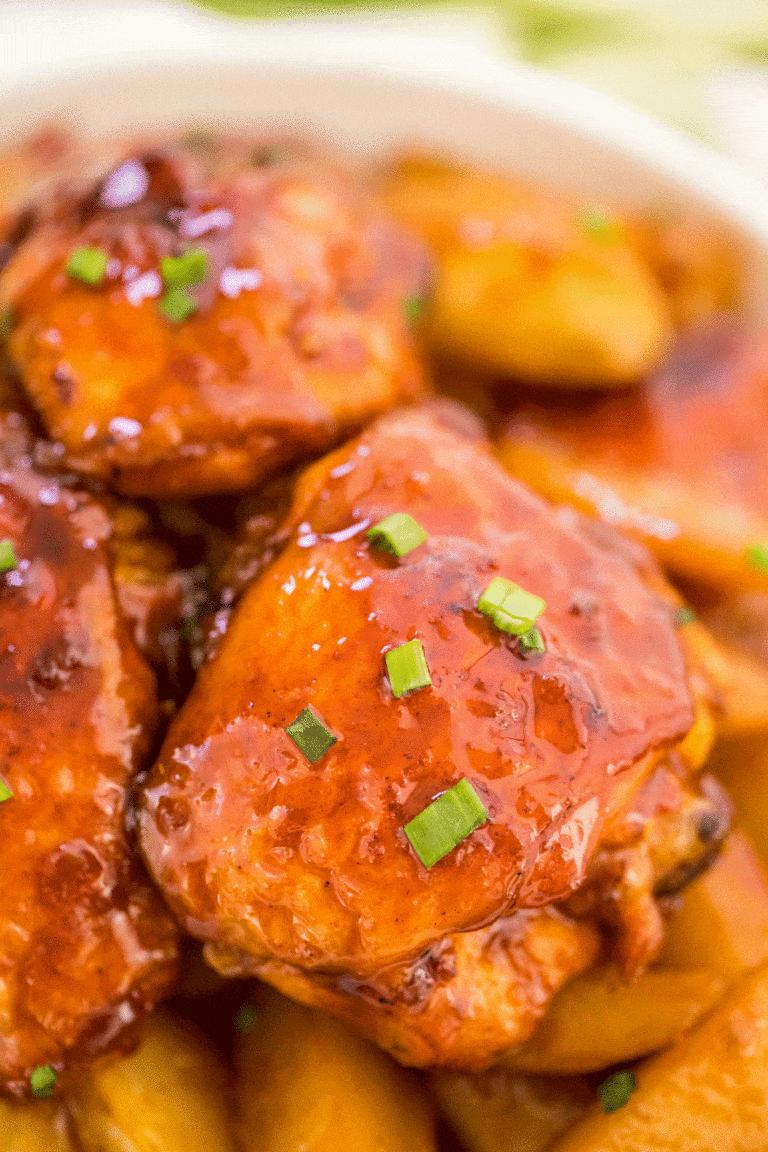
[0,145,428,498]
[139,405,718,1067]
[0,422,179,1097]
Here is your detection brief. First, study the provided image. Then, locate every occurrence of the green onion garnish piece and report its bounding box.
[404,294,426,326]
[518,625,546,653]
[385,639,432,698]
[285,706,337,765]
[597,1069,637,1114]
[161,247,208,289]
[404,778,489,868]
[674,606,696,628]
[0,308,13,343]
[745,543,768,573]
[67,246,107,286]
[234,1003,259,1034]
[0,778,12,804]
[181,604,204,644]
[477,576,546,636]
[367,513,427,558]
[251,145,297,167]
[158,287,197,324]
[30,1065,57,1099]
[0,539,17,572]
[578,209,620,242]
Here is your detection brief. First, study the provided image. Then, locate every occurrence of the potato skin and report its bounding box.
[0,441,179,1096]
[0,147,428,498]
[140,405,696,985]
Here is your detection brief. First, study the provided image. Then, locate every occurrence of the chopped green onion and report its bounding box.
[578,209,621,242]
[674,606,696,628]
[234,1003,259,1034]
[30,1065,57,1099]
[367,513,427,558]
[477,576,546,636]
[745,543,768,573]
[161,247,208,289]
[404,294,426,326]
[181,604,203,644]
[67,246,107,286]
[0,778,12,803]
[158,287,196,324]
[597,1069,637,1113]
[285,706,337,765]
[0,539,17,572]
[178,130,218,154]
[251,145,297,167]
[0,308,13,342]
[404,778,489,868]
[385,639,432,698]
[0,539,16,572]
[518,625,546,653]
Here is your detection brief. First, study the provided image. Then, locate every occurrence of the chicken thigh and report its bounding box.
[139,405,716,1066]
[0,423,179,1097]
[0,145,428,498]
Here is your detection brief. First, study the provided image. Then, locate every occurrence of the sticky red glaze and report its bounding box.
[251,907,600,1070]
[140,407,694,978]
[0,147,428,498]
[0,446,179,1096]
[500,320,768,560]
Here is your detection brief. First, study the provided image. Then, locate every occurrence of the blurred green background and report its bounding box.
[186,0,768,141]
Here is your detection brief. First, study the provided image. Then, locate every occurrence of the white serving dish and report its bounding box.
[2,0,768,315]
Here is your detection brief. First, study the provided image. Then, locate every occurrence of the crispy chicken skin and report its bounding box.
[0,428,180,1097]
[250,908,600,1070]
[497,319,768,594]
[139,407,707,1010]
[218,762,727,1073]
[0,147,428,498]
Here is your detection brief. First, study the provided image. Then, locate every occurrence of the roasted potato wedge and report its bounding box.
[235,987,436,1152]
[550,961,768,1152]
[431,1067,592,1152]
[0,1099,73,1151]
[496,322,768,596]
[660,830,768,980]
[67,1012,237,1152]
[504,965,724,1075]
[707,743,768,871]
[381,160,672,387]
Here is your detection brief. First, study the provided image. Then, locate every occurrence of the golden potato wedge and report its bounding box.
[708,739,768,869]
[431,1067,592,1152]
[68,1012,237,1152]
[432,240,671,386]
[236,987,436,1152]
[681,623,768,737]
[381,160,672,387]
[660,830,768,980]
[0,1099,73,1151]
[550,960,768,1152]
[496,323,768,597]
[504,965,724,1075]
